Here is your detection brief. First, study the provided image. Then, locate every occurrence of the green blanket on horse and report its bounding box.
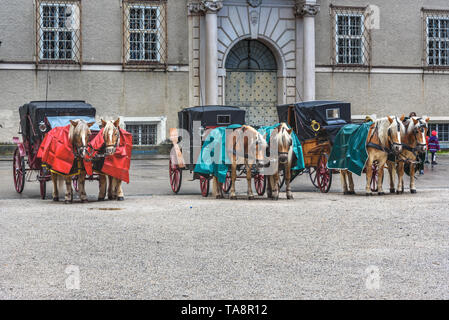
[257,124,305,171]
[194,125,242,184]
[327,122,373,176]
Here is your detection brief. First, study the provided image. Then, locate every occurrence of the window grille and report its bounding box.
[331,5,371,67]
[429,123,449,142]
[36,0,81,64]
[126,123,158,145]
[123,0,167,66]
[423,10,449,68]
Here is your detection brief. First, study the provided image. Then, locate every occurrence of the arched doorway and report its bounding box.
[225,40,278,127]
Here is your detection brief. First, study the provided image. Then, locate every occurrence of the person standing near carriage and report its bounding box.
[428,130,440,165]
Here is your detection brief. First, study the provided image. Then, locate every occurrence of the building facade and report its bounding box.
[1,0,449,147]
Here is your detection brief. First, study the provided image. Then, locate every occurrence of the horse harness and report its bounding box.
[396,118,427,165]
[366,117,401,156]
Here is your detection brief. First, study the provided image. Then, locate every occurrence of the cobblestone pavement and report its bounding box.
[0,156,448,299]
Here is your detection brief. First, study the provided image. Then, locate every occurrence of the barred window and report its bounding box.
[36,0,81,63]
[123,1,167,65]
[331,6,370,67]
[429,124,449,142]
[424,10,449,67]
[126,123,157,145]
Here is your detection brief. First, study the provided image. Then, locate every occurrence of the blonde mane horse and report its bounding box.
[387,116,429,194]
[340,115,405,195]
[212,125,267,199]
[52,119,94,203]
[97,118,125,201]
[266,123,294,200]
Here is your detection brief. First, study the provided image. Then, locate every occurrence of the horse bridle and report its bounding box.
[401,118,427,154]
[105,128,120,154]
[387,117,402,152]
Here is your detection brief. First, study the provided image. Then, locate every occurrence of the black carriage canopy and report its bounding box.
[277,101,351,144]
[178,105,246,132]
[19,100,97,143]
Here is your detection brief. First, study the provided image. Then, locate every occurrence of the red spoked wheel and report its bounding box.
[199,175,209,197]
[13,147,25,193]
[309,166,319,189]
[39,166,47,199]
[316,153,332,193]
[254,173,266,196]
[72,175,79,193]
[169,159,182,194]
[370,163,378,192]
[222,171,232,193]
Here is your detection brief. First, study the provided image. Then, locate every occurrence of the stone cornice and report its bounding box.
[295,1,320,17]
[187,1,223,15]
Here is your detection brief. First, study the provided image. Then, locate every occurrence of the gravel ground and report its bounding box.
[0,156,448,299]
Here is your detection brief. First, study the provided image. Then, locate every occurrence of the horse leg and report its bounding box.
[64,176,73,204]
[272,169,279,201]
[341,170,349,195]
[267,175,273,199]
[396,162,404,194]
[230,162,237,200]
[410,164,417,194]
[116,179,124,200]
[387,161,396,193]
[107,175,115,200]
[98,174,107,201]
[78,172,88,203]
[365,157,374,196]
[51,172,59,201]
[213,176,223,199]
[377,159,387,195]
[246,161,254,200]
[286,161,293,199]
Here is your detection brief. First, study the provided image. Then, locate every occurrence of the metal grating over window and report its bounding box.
[126,123,158,145]
[429,123,449,142]
[123,0,167,66]
[36,0,81,64]
[331,5,371,67]
[423,10,449,68]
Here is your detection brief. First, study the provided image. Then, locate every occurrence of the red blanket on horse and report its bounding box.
[85,128,133,183]
[37,125,77,174]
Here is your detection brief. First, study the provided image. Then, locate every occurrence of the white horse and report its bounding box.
[266,123,294,200]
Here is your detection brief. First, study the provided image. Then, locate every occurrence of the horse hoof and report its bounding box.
[390,188,396,194]
[98,197,105,201]
[344,191,350,195]
[64,200,71,204]
[287,194,294,200]
[53,197,59,202]
[81,199,88,203]
[365,193,372,196]
[117,197,124,201]
[248,196,254,200]
[378,192,385,196]
[230,195,237,200]
[411,189,417,194]
[349,191,356,195]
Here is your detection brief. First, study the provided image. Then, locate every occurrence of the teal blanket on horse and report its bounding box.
[194,124,241,183]
[257,124,305,171]
[327,122,373,176]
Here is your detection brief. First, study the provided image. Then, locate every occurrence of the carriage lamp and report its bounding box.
[39,121,47,133]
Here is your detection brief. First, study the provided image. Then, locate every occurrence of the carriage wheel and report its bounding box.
[13,147,25,193]
[199,175,209,197]
[278,168,286,190]
[169,159,182,194]
[39,167,47,200]
[308,166,319,189]
[254,173,266,196]
[72,175,79,193]
[316,153,332,193]
[370,163,379,192]
[222,171,232,193]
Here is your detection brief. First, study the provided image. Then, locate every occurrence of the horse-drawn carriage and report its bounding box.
[277,101,352,193]
[13,101,100,199]
[169,105,267,197]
